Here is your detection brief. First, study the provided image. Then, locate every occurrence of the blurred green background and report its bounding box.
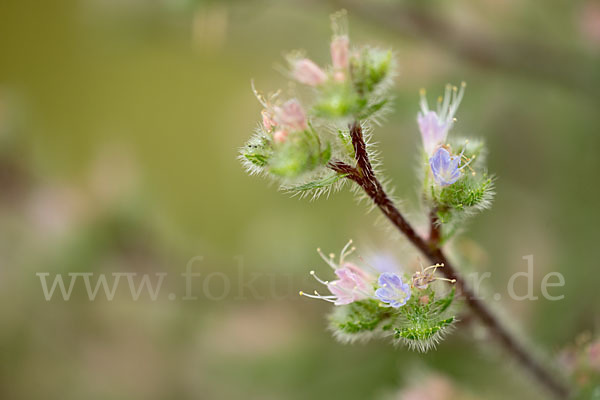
[1,0,599,399]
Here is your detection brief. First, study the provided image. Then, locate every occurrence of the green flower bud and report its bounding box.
[313,83,365,119]
[351,48,392,95]
[268,130,329,178]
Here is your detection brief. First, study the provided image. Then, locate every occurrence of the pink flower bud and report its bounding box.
[273,129,288,144]
[333,70,346,83]
[261,110,277,132]
[275,99,308,132]
[330,35,349,70]
[292,58,327,87]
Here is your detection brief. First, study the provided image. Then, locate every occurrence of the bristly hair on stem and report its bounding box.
[240,12,571,399]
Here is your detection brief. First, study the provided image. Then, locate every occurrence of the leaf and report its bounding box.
[288,173,348,192]
[358,99,388,120]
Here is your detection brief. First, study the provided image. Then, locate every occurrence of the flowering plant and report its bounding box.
[239,11,570,399]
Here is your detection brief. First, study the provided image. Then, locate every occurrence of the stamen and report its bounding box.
[310,270,329,285]
[314,290,335,298]
[317,248,338,269]
[423,263,444,272]
[300,291,336,302]
[436,277,456,283]
[251,80,268,108]
[419,89,429,113]
[340,239,354,263]
[448,82,465,118]
[442,84,452,115]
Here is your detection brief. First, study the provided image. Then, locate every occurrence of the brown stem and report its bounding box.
[328,122,570,399]
[428,208,441,247]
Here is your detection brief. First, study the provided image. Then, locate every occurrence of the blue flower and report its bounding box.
[429,147,472,187]
[375,272,411,308]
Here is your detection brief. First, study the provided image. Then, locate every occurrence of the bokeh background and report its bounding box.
[1,0,599,399]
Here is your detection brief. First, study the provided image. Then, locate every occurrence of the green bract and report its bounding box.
[329,282,457,352]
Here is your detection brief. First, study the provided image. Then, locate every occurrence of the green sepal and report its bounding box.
[394,317,454,341]
[330,299,390,335]
[438,175,493,211]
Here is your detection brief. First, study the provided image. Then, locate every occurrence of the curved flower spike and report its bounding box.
[375,272,411,308]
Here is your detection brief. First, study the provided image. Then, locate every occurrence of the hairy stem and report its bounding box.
[328,122,570,399]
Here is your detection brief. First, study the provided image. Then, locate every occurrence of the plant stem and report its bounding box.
[328,121,570,399]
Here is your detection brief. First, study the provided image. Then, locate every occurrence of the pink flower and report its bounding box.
[292,58,327,87]
[418,111,449,156]
[300,240,376,305]
[330,35,349,81]
[273,129,288,144]
[417,83,465,156]
[326,263,372,305]
[261,110,277,132]
[274,99,308,132]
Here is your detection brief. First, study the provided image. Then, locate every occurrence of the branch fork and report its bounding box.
[328,122,570,399]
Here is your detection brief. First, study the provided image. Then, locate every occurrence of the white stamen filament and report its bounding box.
[299,290,336,303]
[437,277,456,283]
[317,248,338,270]
[340,241,356,264]
[419,89,429,113]
[310,270,329,285]
[439,84,452,120]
